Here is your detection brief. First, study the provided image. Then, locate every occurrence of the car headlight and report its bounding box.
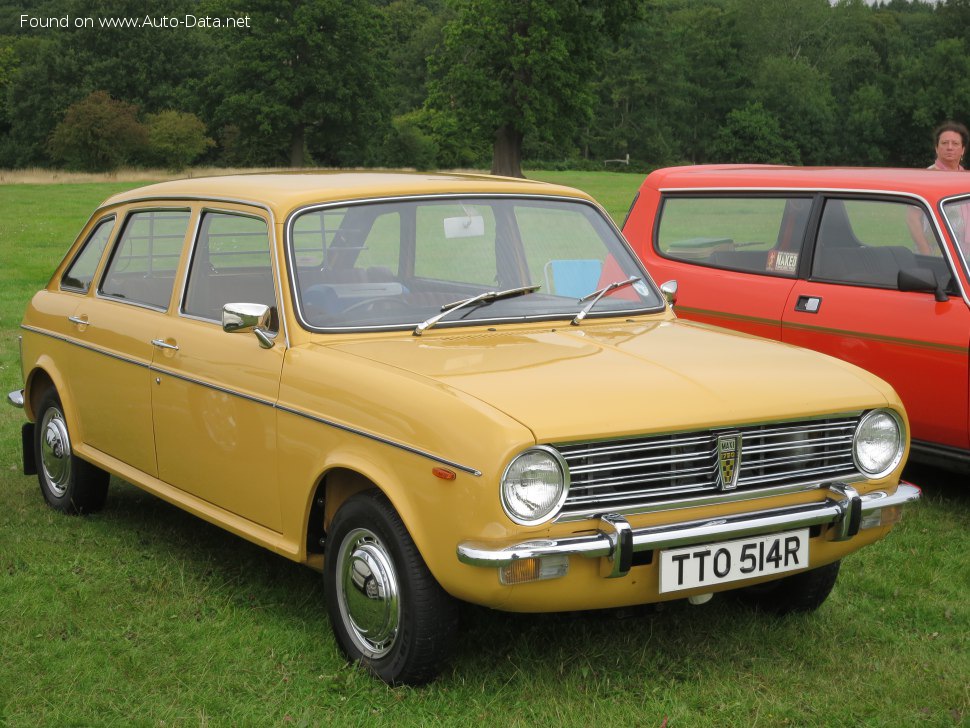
[501,446,569,526]
[853,409,905,478]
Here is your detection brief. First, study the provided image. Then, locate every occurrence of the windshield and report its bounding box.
[288,196,663,331]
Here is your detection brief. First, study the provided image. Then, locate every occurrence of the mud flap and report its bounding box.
[21,423,36,475]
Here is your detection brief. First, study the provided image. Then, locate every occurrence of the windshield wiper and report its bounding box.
[413,284,540,336]
[571,277,641,326]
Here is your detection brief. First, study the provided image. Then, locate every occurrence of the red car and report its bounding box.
[623,165,970,471]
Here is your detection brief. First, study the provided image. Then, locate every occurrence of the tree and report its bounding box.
[48,91,148,171]
[146,111,215,170]
[2,0,219,167]
[430,0,638,177]
[218,0,387,167]
[589,0,743,165]
[708,102,800,164]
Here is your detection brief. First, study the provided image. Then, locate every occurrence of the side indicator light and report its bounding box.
[432,467,456,481]
[860,504,903,531]
[499,555,568,585]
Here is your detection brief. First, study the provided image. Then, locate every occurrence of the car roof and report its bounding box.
[100,171,593,219]
[642,164,970,201]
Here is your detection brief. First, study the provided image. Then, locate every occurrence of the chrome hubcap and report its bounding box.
[336,528,400,658]
[40,407,72,497]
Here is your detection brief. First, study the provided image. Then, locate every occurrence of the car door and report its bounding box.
[651,194,814,339]
[66,208,192,477]
[150,208,285,531]
[782,196,970,452]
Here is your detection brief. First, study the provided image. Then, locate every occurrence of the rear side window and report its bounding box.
[657,196,812,277]
[61,216,115,292]
[100,210,191,309]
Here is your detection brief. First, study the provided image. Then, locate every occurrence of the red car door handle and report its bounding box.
[794,296,822,313]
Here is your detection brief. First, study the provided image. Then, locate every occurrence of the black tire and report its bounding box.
[736,560,841,615]
[33,388,109,515]
[324,490,458,685]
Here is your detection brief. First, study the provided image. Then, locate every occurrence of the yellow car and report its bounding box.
[9,172,919,685]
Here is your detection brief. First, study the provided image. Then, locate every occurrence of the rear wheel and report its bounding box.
[324,490,458,685]
[736,560,841,614]
[34,389,109,514]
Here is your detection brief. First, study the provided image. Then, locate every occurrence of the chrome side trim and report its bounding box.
[274,403,482,477]
[7,390,24,408]
[151,365,277,408]
[22,324,481,476]
[21,325,151,369]
[457,483,921,568]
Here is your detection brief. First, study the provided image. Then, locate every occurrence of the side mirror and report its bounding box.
[898,268,948,303]
[660,280,678,306]
[223,302,276,349]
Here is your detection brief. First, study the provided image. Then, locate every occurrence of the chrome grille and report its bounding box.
[556,416,859,520]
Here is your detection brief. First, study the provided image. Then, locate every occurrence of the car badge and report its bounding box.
[717,432,742,490]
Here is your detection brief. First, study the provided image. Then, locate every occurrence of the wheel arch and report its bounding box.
[300,449,469,585]
[24,361,66,423]
[305,466,378,560]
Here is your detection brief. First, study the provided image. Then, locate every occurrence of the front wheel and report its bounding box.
[34,389,109,514]
[324,490,458,685]
[736,560,841,615]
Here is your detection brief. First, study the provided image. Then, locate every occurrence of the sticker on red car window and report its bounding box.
[767,250,798,274]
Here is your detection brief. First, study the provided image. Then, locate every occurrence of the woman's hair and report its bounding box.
[935,120,969,147]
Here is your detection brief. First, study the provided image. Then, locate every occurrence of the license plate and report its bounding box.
[659,529,809,594]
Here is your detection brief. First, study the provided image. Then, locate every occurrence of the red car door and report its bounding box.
[781,196,970,453]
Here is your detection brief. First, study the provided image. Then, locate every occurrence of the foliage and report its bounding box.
[382,112,439,171]
[4,0,970,171]
[429,0,639,176]
[146,111,215,171]
[216,0,387,167]
[47,91,148,171]
[1,0,217,167]
[708,102,801,164]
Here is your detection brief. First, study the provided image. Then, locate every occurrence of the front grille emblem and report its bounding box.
[717,432,742,490]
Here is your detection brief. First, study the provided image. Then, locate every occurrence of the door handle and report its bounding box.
[151,339,180,351]
[68,316,89,326]
[794,295,822,313]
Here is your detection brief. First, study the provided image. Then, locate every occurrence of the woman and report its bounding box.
[928,121,968,171]
[908,121,969,253]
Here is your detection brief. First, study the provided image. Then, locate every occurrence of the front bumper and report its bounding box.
[8,389,24,408]
[457,482,921,579]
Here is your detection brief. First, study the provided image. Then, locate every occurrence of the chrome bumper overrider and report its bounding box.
[457,483,921,579]
[8,390,24,408]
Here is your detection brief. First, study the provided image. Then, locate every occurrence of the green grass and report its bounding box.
[528,169,642,223]
[1,175,968,726]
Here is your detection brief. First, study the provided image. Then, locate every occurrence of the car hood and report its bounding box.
[322,319,895,442]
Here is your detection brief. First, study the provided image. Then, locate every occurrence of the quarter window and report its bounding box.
[61,217,114,292]
[942,197,970,277]
[657,197,811,277]
[100,210,190,309]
